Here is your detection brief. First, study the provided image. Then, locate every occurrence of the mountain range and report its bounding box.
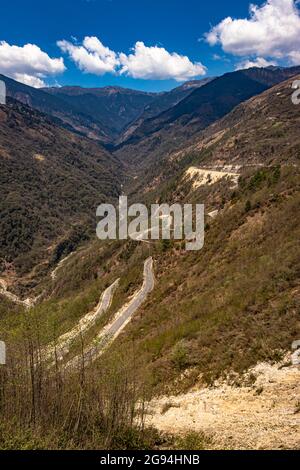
[1,74,213,144]
[1,65,300,280]
[115,66,300,170]
[0,65,300,449]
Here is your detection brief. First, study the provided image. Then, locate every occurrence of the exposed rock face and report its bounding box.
[147,359,300,450]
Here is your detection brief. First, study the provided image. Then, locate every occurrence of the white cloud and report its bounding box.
[58,37,207,81]
[289,50,300,64]
[212,53,231,63]
[57,37,119,75]
[236,57,277,70]
[0,41,65,88]
[119,41,206,81]
[205,0,300,65]
[14,73,47,88]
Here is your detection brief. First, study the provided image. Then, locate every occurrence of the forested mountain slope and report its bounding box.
[116,66,300,171]
[0,98,121,279]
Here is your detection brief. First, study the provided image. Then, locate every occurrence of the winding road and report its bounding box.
[51,252,75,280]
[43,278,120,362]
[0,279,36,309]
[67,257,155,368]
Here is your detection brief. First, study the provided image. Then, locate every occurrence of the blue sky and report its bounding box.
[0,0,299,91]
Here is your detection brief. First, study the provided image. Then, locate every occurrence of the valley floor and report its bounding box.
[147,359,300,450]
